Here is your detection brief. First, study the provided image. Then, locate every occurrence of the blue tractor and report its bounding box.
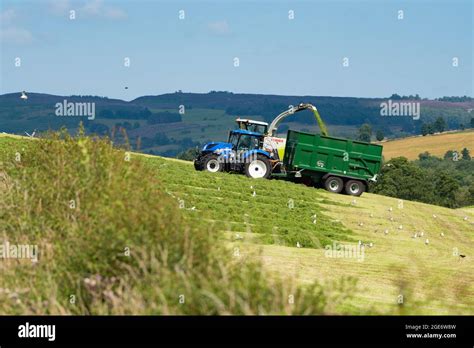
[193,119,278,178]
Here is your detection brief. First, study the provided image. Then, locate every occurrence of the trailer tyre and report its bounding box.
[203,154,223,173]
[245,155,271,179]
[344,180,366,196]
[324,176,344,194]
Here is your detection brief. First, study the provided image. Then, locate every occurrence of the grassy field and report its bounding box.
[144,154,474,314]
[379,130,474,160]
[0,133,473,314]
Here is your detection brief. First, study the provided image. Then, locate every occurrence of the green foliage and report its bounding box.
[461,148,471,160]
[372,157,435,203]
[434,172,460,207]
[419,151,431,161]
[436,96,472,102]
[433,117,447,133]
[357,124,372,142]
[373,153,474,208]
[421,115,461,135]
[390,93,421,100]
[420,122,435,136]
[177,147,200,161]
[375,130,384,141]
[421,123,429,136]
[443,150,454,160]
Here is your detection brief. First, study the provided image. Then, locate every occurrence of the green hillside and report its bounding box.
[2,91,473,157]
[144,151,474,314]
[0,133,473,314]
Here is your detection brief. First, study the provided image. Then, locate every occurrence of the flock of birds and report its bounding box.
[245,187,470,258]
[351,204,468,258]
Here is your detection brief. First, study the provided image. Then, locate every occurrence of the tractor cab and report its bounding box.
[235,118,268,135]
[228,129,263,151]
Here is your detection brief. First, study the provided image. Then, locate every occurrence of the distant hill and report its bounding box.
[1,91,473,157]
[380,130,474,160]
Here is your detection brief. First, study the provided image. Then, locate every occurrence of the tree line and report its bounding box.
[372,150,474,208]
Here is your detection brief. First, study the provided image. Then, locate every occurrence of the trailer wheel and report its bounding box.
[203,154,222,173]
[344,180,366,196]
[245,155,271,179]
[324,176,344,193]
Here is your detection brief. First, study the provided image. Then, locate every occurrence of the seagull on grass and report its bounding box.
[25,129,36,137]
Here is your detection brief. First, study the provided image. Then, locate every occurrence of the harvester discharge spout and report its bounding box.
[267,103,328,137]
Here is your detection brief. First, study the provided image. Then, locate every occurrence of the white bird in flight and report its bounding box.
[20,91,28,100]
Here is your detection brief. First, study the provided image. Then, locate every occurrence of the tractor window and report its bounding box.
[247,124,267,134]
[229,133,239,148]
[237,135,260,150]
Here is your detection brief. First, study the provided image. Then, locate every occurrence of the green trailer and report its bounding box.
[275,130,383,196]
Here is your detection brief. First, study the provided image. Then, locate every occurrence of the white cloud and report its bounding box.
[0,8,16,25]
[0,9,33,44]
[49,0,71,15]
[82,0,103,16]
[49,0,127,20]
[82,0,127,20]
[103,7,127,20]
[0,27,33,44]
[208,20,231,35]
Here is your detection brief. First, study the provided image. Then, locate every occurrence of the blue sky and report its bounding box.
[0,0,472,100]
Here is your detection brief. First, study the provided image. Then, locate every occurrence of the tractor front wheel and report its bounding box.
[245,155,271,179]
[203,154,223,173]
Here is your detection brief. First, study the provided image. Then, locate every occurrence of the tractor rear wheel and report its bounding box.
[245,155,271,179]
[203,154,222,173]
[324,176,344,194]
[344,180,366,196]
